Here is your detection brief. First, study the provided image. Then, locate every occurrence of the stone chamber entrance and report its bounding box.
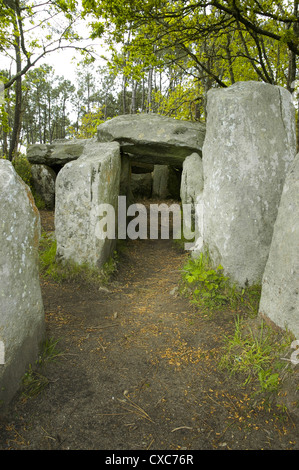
[1,202,298,450]
[1,105,298,450]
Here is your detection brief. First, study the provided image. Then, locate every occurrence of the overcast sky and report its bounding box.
[0,5,108,84]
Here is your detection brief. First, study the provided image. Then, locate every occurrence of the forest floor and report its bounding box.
[0,206,298,452]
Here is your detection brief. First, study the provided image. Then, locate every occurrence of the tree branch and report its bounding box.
[211,0,299,56]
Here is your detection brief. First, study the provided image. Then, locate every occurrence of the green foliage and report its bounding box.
[1,0,297,162]
[0,102,11,136]
[12,154,33,189]
[81,0,295,121]
[22,365,50,400]
[152,82,201,120]
[181,251,262,314]
[33,193,46,210]
[39,232,119,286]
[37,337,63,366]
[23,64,76,144]
[182,251,232,309]
[219,317,293,397]
[69,107,105,139]
[39,234,58,277]
[11,154,46,209]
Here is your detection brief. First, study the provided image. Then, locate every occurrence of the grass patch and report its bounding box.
[219,316,294,398]
[39,231,118,286]
[21,337,62,400]
[180,251,297,413]
[181,250,261,315]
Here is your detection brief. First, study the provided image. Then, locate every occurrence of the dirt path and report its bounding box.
[0,209,298,450]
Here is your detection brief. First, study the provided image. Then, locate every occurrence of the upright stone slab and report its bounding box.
[55,142,121,268]
[180,153,203,210]
[201,81,296,286]
[31,163,56,209]
[152,165,169,199]
[152,165,181,199]
[119,155,134,207]
[180,153,204,247]
[0,160,45,407]
[259,153,299,339]
[131,172,152,198]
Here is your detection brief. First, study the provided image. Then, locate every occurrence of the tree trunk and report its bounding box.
[131,79,137,114]
[287,0,298,93]
[48,92,52,143]
[147,67,153,113]
[287,0,299,151]
[8,79,22,160]
[226,33,235,85]
[8,32,22,161]
[141,77,145,112]
[122,74,127,114]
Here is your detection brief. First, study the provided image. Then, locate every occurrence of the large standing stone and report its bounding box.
[97,114,206,166]
[55,141,121,268]
[0,160,45,407]
[201,81,296,286]
[259,153,299,339]
[31,164,57,209]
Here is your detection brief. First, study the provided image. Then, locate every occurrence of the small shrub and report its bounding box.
[33,192,46,210]
[181,251,261,314]
[181,251,231,309]
[12,154,33,189]
[12,154,46,209]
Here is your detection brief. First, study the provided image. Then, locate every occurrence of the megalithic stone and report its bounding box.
[55,141,121,268]
[0,160,45,408]
[201,81,296,287]
[259,153,299,339]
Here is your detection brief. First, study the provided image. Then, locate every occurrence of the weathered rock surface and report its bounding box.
[55,141,121,268]
[180,153,203,208]
[152,165,181,199]
[97,114,206,166]
[131,173,152,199]
[131,161,154,174]
[180,153,204,245]
[0,160,45,408]
[119,155,134,206]
[200,81,296,286]
[259,153,299,339]
[27,138,91,166]
[152,165,169,199]
[31,163,56,209]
